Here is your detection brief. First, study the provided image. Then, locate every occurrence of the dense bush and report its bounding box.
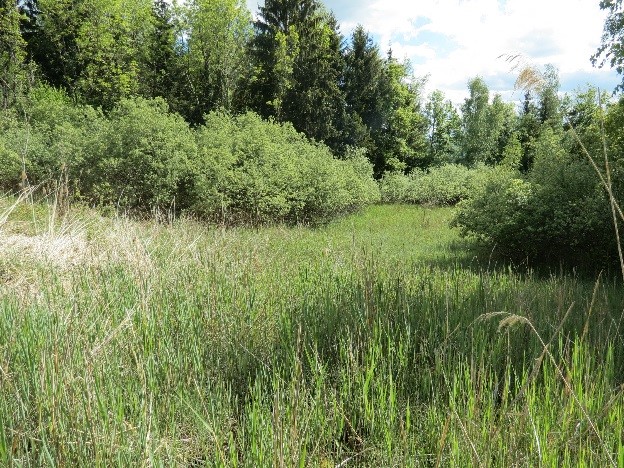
[16,86,105,194]
[0,112,23,192]
[379,163,493,205]
[0,90,379,224]
[190,112,379,224]
[453,127,617,264]
[81,97,197,210]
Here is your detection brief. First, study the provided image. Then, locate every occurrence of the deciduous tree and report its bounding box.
[425,90,461,166]
[1,0,29,109]
[592,0,624,91]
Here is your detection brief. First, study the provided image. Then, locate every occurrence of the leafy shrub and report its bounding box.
[190,112,379,224]
[378,171,413,203]
[0,113,24,192]
[1,91,379,224]
[15,85,105,194]
[380,163,493,205]
[83,97,198,210]
[453,127,615,264]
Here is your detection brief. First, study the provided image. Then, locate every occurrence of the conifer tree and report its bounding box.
[249,0,346,148]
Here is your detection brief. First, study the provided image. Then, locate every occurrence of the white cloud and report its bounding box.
[330,0,619,103]
[247,0,619,104]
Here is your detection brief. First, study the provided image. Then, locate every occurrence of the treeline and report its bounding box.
[1,0,428,175]
[0,0,583,175]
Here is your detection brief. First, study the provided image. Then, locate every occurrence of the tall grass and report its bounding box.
[1,199,623,466]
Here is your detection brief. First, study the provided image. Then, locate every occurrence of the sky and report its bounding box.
[246,0,621,105]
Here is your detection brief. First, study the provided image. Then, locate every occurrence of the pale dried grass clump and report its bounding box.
[0,225,89,270]
[96,218,155,276]
[0,192,157,300]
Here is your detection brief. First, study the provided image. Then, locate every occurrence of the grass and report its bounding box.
[1,197,624,466]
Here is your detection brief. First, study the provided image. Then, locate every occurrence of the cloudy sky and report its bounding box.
[247,0,620,104]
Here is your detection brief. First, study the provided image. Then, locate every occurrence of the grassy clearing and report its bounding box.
[1,198,624,466]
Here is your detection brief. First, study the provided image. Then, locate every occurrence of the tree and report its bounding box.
[538,64,561,130]
[282,9,346,148]
[592,0,624,91]
[1,0,29,109]
[75,0,153,109]
[564,86,608,161]
[338,25,392,155]
[19,0,83,93]
[249,0,347,149]
[140,0,180,103]
[373,53,428,175]
[182,0,252,122]
[343,26,390,131]
[461,77,490,165]
[22,0,153,109]
[517,90,541,172]
[425,90,461,166]
[485,94,516,165]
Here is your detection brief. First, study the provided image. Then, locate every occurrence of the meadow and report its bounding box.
[1,197,624,466]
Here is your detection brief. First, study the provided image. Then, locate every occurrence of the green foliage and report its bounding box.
[191,112,379,224]
[380,163,493,205]
[454,125,615,264]
[592,0,624,91]
[0,85,104,193]
[517,90,541,172]
[139,0,181,105]
[0,88,379,224]
[83,97,197,210]
[249,0,348,151]
[373,56,428,175]
[461,78,516,166]
[23,86,104,188]
[341,25,391,154]
[181,0,252,121]
[425,90,462,165]
[0,114,22,192]
[0,0,29,109]
[75,0,153,109]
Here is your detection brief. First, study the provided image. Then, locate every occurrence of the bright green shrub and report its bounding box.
[191,112,379,224]
[0,113,24,192]
[379,171,413,203]
[380,164,493,205]
[453,168,537,255]
[1,91,379,224]
[16,85,105,194]
[83,97,198,210]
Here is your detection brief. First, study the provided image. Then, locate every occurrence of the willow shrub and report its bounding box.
[379,163,493,205]
[1,92,379,224]
[0,113,23,192]
[15,85,105,194]
[191,112,379,225]
[453,127,617,265]
[81,97,198,210]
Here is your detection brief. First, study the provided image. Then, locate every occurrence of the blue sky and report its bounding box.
[247,0,621,104]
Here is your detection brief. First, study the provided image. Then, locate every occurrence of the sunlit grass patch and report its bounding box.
[1,196,623,466]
